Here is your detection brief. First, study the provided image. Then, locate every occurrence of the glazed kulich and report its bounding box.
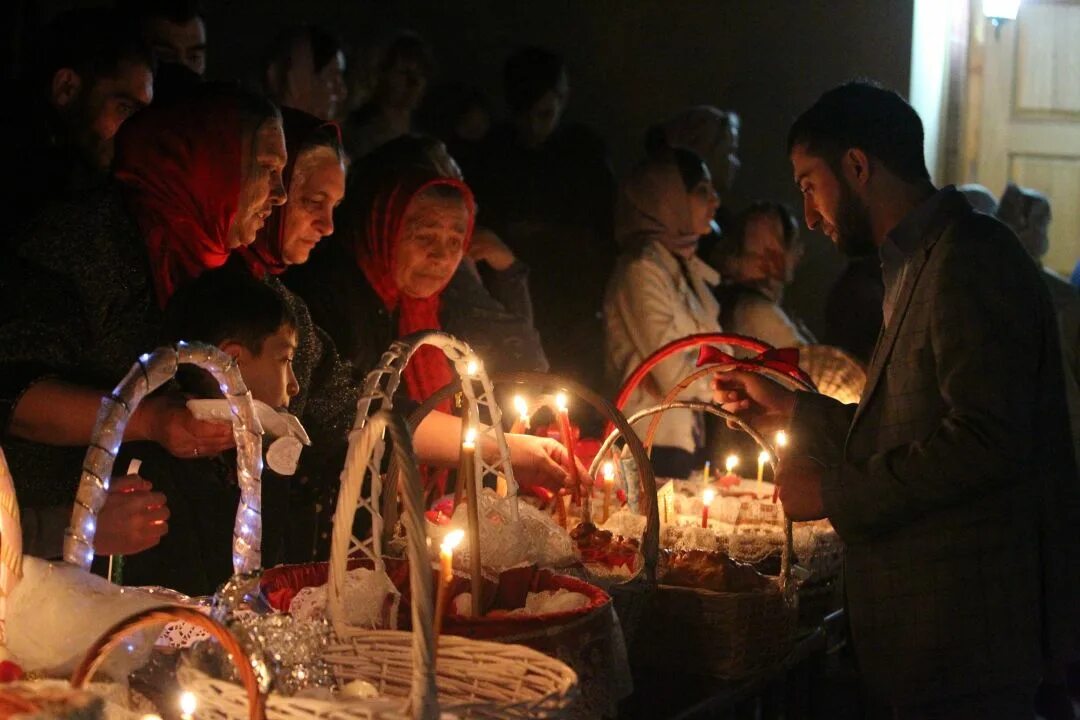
[660,549,772,594]
[570,522,640,571]
[0,685,103,720]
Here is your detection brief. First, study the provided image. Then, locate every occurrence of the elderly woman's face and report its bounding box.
[229,118,287,249]
[281,147,346,265]
[393,194,468,298]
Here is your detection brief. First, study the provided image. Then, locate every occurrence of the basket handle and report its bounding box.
[399,371,660,585]
[328,410,438,720]
[591,400,794,597]
[0,448,23,648]
[70,605,266,720]
[63,343,263,575]
[351,331,520,570]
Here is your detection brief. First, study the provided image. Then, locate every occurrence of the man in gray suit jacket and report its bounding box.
[716,82,1080,718]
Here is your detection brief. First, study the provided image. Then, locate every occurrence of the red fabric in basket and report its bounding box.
[261,560,608,641]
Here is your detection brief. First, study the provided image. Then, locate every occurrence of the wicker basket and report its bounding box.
[401,370,658,658]
[604,333,819,679]
[183,404,577,720]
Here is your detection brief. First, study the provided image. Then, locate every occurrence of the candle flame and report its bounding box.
[702,488,716,505]
[775,430,788,448]
[463,427,477,448]
[725,454,739,473]
[513,394,528,418]
[179,691,197,717]
[602,460,615,481]
[466,360,478,376]
[555,392,569,412]
[758,450,771,464]
[442,529,465,552]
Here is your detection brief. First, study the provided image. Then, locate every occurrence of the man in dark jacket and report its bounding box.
[0,7,153,247]
[716,81,1080,718]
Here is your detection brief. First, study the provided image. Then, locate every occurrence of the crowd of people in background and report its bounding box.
[1,4,1080,714]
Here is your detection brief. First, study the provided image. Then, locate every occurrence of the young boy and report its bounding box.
[117,266,300,595]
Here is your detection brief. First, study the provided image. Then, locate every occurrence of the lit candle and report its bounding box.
[757,450,770,496]
[701,487,716,528]
[702,460,711,487]
[179,691,197,720]
[719,454,740,488]
[434,529,464,646]
[509,395,531,434]
[601,461,615,524]
[773,431,789,503]
[460,430,483,618]
[555,393,583,514]
[454,427,476,510]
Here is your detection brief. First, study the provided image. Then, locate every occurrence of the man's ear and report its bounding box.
[50,68,82,109]
[842,148,872,189]
[219,340,244,363]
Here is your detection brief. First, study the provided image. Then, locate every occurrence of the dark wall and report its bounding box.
[21,0,915,337]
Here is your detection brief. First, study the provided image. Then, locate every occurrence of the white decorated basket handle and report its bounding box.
[63,342,263,575]
[327,410,437,720]
[0,448,23,649]
[353,330,519,566]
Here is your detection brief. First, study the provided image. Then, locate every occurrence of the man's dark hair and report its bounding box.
[504,46,565,114]
[378,31,435,78]
[786,80,930,183]
[115,0,203,25]
[31,7,154,90]
[732,201,800,252]
[163,266,296,355]
[263,25,343,79]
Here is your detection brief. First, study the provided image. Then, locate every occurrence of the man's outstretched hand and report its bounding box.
[776,456,827,521]
[712,369,797,435]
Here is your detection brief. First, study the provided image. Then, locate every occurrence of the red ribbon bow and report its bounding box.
[696,345,804,381]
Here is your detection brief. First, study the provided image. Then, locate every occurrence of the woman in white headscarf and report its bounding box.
[604,148,721,477]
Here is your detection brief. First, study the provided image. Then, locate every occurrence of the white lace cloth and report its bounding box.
[288,567,400,629]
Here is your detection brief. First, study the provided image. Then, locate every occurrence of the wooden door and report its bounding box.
[962,0,1080,275]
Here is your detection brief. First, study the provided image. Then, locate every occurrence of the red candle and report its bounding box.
[555,393,583,510]
[509,395,530,434]
[701,488,716,528]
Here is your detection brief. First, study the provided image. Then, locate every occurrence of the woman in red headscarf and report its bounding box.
[285,164,475,404]
[0,84,285,558]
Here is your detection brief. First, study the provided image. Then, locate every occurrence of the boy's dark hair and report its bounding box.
[163,266,296,355]
[31,7,154,90]
[786,80,930,183]
[504,46,565,114]
[732,201,800,253]
[115,0,203,25]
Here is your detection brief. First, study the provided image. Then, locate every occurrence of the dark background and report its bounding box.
[5,0,915,337]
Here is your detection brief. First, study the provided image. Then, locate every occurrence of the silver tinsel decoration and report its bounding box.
[189,612,335,697]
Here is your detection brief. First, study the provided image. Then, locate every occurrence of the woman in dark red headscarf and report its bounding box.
[114,85,287,306]
[284,166,476,404]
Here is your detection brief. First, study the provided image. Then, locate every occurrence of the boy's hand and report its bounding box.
[131,394,234,459]
[95,475,170,555]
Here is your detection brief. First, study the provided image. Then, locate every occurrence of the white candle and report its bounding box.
[757,450,770,495]
[435,529,465,645]
[601,461,615,523]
